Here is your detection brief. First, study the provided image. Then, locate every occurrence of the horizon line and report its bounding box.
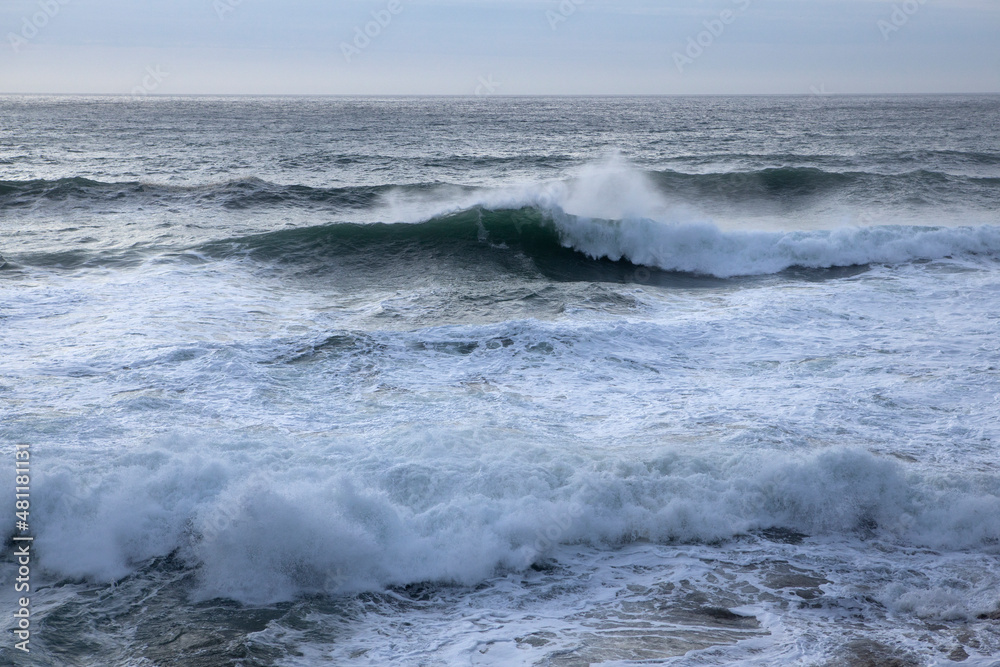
[2,92,999,99]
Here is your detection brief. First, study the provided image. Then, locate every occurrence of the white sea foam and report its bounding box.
[23,443,1000,605]
[549,215,1000,277]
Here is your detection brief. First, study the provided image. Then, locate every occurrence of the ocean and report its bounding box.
[2,95,999,666]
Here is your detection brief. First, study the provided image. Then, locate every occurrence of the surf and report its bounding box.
[207,208,1000,280]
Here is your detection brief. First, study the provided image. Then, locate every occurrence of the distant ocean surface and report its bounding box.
[2,95,1000,666]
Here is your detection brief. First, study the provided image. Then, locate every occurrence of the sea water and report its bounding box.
[1,95,999,666]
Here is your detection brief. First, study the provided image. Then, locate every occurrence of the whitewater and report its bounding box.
[2,95,1000,666]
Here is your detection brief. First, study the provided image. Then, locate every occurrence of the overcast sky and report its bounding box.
[1,0,997,95]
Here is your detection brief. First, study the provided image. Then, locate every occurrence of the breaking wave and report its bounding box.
[14,445,1000,605]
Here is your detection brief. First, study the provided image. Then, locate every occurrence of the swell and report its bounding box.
[7,205,999,279]
[0,176,442,211]
[2,167,997,211]
[204,207,1000,279]
[650,167,1000,204]
[200,206,628,284]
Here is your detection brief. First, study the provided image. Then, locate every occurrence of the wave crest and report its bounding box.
[212,207,1000,280]
[18,445,1000,605]
[549,214,1000,278]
